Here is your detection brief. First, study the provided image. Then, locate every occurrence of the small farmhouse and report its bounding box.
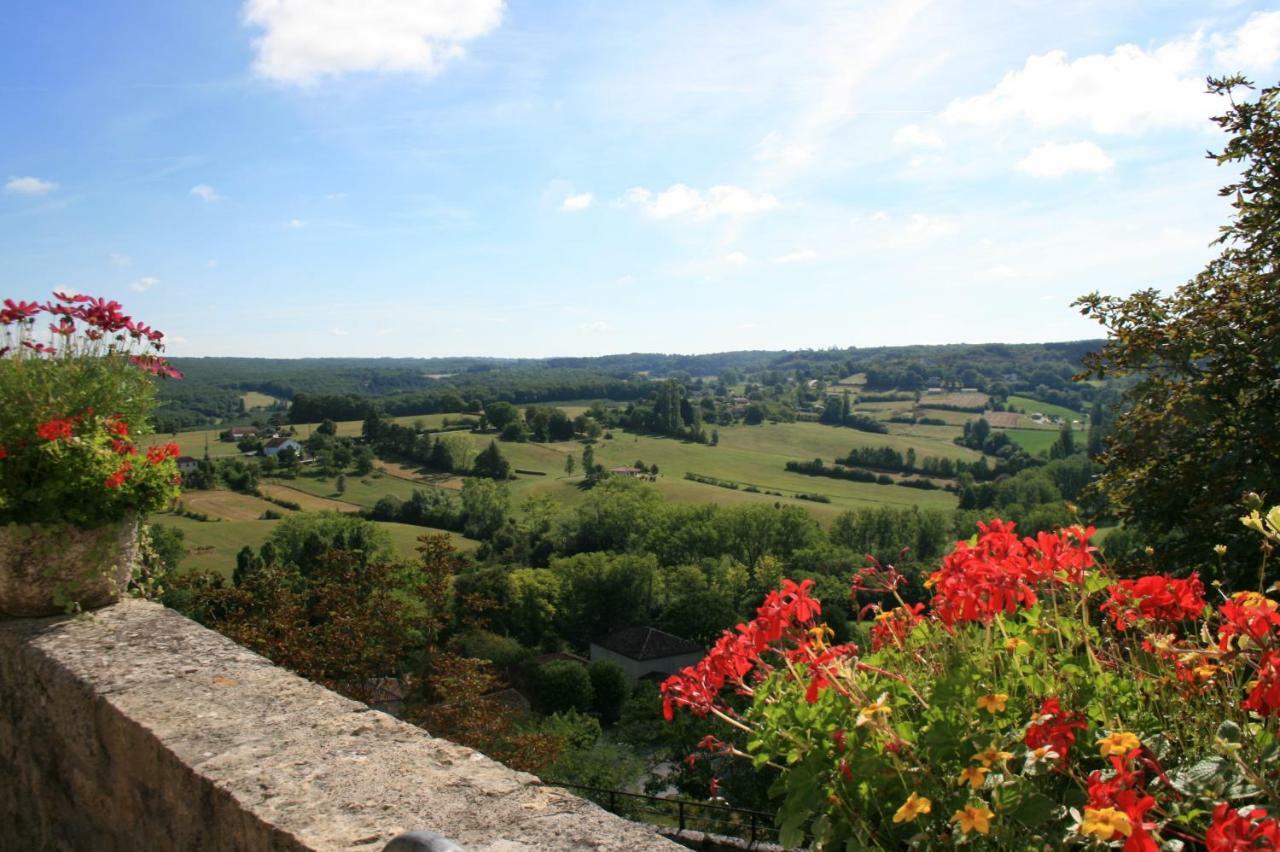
[175,456,200,474]
[589,626,703,684]
[225,426,258,441]
[262,437,302,458]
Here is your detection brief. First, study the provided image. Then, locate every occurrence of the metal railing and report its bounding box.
[545,781,781,846]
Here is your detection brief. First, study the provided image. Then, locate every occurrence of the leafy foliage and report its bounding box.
[1076,78,1280,583]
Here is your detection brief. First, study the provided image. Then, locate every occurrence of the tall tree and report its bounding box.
[472,440,512,480]
[1075,77,1280,583]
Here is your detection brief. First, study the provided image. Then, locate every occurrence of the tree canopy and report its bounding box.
[1075,77,1280,583]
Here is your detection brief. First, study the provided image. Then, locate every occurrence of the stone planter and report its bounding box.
[0,516,139,617]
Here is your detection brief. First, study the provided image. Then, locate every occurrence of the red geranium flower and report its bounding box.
[104,462,132,489]
[1207,803,1280,850]
[145,443,180,464]
[1219,592,1280,651]
[1242,650,1280,717]
[1023,697,1087,765]
[35,419,74,442]
[1102,574,1207,630]
[0,445,7,460]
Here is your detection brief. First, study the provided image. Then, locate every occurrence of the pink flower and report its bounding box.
[1,298,42,324]
[129,354,183,379]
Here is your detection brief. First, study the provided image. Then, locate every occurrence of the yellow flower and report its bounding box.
[1214,544,1228,556]
[856,693,892,727]
[1080,806,1132,840]
[807,624,833,651]
[1193,663,1220,680]
[1232,591,1277,610]
[956,766,989,789]
[893,792,932,824]
[1004,638,1029,653]
[1098,731,1141,757]
[952,805,994,835]
[976,693,1008,714]
[973,746,1014,767]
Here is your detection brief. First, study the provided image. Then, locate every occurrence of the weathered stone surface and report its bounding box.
[0,517,137,617]
[0,599,681,851]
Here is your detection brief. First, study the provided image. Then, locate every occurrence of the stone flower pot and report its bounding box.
[0,516,139,617]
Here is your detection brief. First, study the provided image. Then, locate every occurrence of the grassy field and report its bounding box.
[144,403,995,574]
[150,509,475,577]
[1006,395,1085,422]
[429,421,967,520]
[240,391,283,410]
[1002,428,1062,455]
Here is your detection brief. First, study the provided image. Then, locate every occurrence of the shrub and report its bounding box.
[588,660,629,725]
[453,628,530,668]
[535,660,594,715]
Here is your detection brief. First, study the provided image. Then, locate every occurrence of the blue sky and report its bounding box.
[3,1,1277,357]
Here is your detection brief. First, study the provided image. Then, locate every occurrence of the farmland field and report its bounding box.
[1005,395,1085,422]
[240,391,283,410]
[154,404,989,576]
[1001,428,1062,455]
[150,510,475,577]
[919,392,988,409]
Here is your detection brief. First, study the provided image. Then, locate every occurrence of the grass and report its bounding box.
[1006,395,1085,423]
[1001,428,1061,456]
[149,510,475,578]
[435,421,965,520]
[177,489,288,521]
[240,391,282,410]
[269,470,424,509]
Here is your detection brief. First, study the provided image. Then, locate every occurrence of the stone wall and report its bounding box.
[0,599,680,851]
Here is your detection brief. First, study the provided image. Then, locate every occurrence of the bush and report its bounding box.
[588,660,629,725]
[535,660,594,715]
[453,628,530,668]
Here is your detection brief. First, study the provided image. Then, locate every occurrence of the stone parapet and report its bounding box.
[0,599,679,851]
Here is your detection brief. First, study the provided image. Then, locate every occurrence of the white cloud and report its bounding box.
[190,184,223,202]
[243,0,505,84]
[1214,11,1280,71]
[1016,140,1114,178]
[755,131,816,167]
[287,218,306,228]
[206,259,219,268]
[623,183,779,220]
[128,276,160,293]
[330,327,350,336]
[723,251,750,268]
[770,248,817,264]
[5,176,57,195]
[580,320,610,333]
[942,38,1212,134]
[561,192,593,212]
[109,253,132,267]
[615,274,636,286]
[893,124,944,149]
